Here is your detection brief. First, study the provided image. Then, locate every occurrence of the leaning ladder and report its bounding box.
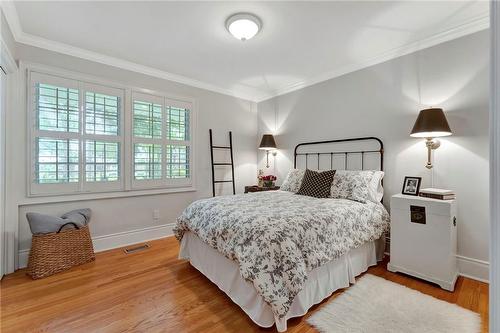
[209,129,236,197]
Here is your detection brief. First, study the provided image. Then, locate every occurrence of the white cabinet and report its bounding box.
[388,194,458,291]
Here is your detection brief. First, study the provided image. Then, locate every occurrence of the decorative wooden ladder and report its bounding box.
[209,129,236,197]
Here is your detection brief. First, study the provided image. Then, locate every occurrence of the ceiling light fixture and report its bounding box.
[226,13,262,41]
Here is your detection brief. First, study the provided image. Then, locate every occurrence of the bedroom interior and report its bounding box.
[0,1,498,333]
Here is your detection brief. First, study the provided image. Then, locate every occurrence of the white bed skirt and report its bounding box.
[179,232,385,332]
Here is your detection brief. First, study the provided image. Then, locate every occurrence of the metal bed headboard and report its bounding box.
[293,137,384,172]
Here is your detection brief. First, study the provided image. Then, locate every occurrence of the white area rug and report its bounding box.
[307,274,481,333]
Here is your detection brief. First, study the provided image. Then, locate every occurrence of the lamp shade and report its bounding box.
[410,108,452,138]
[258,134,277,150]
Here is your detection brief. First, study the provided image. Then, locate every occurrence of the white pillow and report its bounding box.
[370,170,385,202]
[280,169,306,193]
[330,170,384,203]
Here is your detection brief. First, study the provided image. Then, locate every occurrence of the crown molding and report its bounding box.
[0,1,22,40]
[1,1,490,103]
[15,31,263,101]
[0,38,17,74]
[255,13,490,103]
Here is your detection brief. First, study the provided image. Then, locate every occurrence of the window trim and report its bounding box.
[26,64,197,198]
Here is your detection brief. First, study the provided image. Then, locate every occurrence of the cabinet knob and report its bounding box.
[453,217,457,227]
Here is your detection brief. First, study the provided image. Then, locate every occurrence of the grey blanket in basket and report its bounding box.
[26,209,92,234]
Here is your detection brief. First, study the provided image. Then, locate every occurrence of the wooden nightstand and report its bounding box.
[244,185,280,193]
[388,194,458,291]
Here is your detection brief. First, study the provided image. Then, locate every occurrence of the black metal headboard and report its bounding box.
[294,137,384,171]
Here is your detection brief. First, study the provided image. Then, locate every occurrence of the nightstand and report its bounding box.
[388,194,458,291]
[244,185,280,193]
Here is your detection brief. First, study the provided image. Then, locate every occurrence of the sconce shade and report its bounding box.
[259,134,277,150]
[410,108,452,138]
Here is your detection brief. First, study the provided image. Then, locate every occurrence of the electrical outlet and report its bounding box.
[153,209,160,220]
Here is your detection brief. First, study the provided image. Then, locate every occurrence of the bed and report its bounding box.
[174,137,389,332]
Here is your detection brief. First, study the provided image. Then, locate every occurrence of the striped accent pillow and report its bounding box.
[296,169,336,198]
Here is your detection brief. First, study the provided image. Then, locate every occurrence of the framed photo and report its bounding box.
[402,176,422,196]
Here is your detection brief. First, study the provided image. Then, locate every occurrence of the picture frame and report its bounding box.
[402,176,422,196]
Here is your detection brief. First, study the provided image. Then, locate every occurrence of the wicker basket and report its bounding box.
[27,222,95,279]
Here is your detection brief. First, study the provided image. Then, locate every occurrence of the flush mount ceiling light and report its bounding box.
[226,13,262,41]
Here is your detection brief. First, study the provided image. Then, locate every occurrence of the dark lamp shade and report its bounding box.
[410,108,452,138]
[259,134,277,150]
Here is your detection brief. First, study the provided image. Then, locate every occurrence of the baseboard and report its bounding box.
[18,223,176,269]
[91,223,176,252]
[456,255,490,283]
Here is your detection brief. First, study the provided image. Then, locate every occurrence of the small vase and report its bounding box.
[263,180,275,188]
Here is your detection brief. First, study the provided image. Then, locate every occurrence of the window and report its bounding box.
[133,100,162,139]
[35,137,79,183]
[85,92,120,136]
[166,145,190,179]
[132,92,193,189]
[30,72,124,195]
[83,90,121,186]
[134,143,162,180]
[85,140,119,182]
[37,83,79,132]
[28,69,195,197]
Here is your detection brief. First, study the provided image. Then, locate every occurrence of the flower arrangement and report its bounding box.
[260,174,277,188]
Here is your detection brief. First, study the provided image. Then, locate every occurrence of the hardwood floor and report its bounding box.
[1,237,489,333]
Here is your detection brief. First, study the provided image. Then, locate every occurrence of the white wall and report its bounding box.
[6,43,257,268]
[257,31,490,282]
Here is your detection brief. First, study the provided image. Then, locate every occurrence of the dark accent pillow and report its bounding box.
[296,169,336,198]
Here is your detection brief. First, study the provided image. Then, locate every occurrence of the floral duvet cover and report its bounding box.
[174,191,389,319]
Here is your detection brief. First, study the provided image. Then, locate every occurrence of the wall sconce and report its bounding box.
[258,134,277,168]
[410,108,452,169]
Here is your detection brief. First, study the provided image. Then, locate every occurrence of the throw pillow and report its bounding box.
[296,169,336,198]
[280,169,306,193]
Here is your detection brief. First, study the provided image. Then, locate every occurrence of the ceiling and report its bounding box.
[2,1,489,102]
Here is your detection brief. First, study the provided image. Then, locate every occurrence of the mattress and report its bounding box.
[179,231,385,332]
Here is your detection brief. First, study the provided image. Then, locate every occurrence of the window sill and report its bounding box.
[19,187,197,206]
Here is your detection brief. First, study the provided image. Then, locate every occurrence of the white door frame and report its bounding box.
[0,61,4,278]
[0,36,17,277]
[490,1,499,332]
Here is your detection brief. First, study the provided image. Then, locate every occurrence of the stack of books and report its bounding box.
[419,188,456,200]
